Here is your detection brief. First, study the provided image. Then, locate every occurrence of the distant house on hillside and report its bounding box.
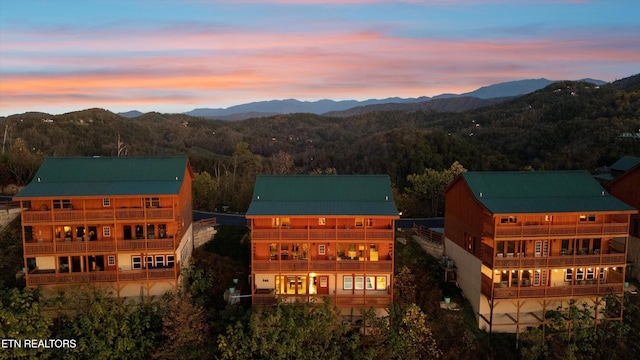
[443,171,636,333]
[246,175,399,317]
[14,157,194,298]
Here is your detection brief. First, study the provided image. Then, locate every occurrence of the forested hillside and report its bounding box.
[1,75,639,215]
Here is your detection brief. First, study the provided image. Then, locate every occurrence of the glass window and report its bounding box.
[355,218,364,227]
[565,269,572,281]
[147,256,153,268]
[318,244,326,255]
[156,255,165,267]
[132,256,142,269]
[355,276,364,290]
[144,197,160,208]
[53,199,72,209]
[102,226,111,237]
[108,255,115,266]
[167,256,174,268]
[343,276,353,290]
[103,198,111,207]
[318,218,326,226]
[366,276,375,290]
[377,276,386,290]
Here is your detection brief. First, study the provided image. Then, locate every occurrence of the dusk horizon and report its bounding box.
[1,0,639,117]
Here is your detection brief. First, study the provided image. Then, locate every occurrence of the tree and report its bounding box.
[5,138,44,186]
[218,300,363,360]
[406,161,466,217]
[55,285,158,360]
[365,303,442,360]
[267,150,296,174]
[0,287,53,360]
[518,298,633,360]
[192,171,217,211]
[152,292,210,360]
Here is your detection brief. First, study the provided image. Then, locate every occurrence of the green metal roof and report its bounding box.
[610,156,640,172]
[14,157,189,198]
[246,175,399,216]
[459,171,636,214]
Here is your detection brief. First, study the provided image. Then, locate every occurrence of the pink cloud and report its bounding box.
[1,23,639,115]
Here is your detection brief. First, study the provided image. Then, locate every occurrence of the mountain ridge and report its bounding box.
[166,78,606,120]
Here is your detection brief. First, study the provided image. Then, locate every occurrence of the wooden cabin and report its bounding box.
[443,171,636,333]
[605,159,640,237]
[246,175,399,316]
[14,157,194,298]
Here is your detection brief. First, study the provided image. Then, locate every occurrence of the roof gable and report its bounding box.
[246,175,399,216]
[458,171,636,214]
[610,156,640,172]
[15,156,190,198]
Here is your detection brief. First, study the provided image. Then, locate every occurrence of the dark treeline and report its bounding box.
[1,75,639,215]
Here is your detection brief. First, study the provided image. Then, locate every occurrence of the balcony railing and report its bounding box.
[117,239,174,251]
[21,207,175,224]
[251,293,391,307]
[493,253,626,268]
[24,242,55,255]
[252,259,392,272]
[24,238,174,255]
[494,223,629,238]
[27,268,176,285]
[481,273,624,300]
[251,228,394,241]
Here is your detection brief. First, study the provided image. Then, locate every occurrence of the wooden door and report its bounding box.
[318,276,329,295]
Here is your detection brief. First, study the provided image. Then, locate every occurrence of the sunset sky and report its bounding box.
[1,0,639,116]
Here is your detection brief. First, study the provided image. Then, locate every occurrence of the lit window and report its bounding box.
[565,269,572,281]
[366,218,373,227]
[355,218,364,227]
[318,218,326,226]
[579,214,596,222]
[376,276,387,290]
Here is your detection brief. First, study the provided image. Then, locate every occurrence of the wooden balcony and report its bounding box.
[251,259,393,273]
[481,273,624,300]
[251,292,391,307]
[24,238,174,255]
[117,239,174,251]
[334,295,392,307]
[493,253,626,269]
[26,268,176,286]
[494,222,629,238]
[251,228,394,241]
[24,242,55,255]
[21,207,175,224]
